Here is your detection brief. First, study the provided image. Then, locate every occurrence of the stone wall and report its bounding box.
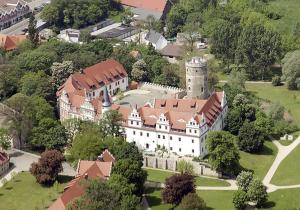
[140,82,186,99]
[143,156,220,177]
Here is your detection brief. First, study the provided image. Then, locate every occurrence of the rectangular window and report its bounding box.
[170,136,172,140]
[194,130,197,134]
[136,122,139,125]
[179,148,181,152]
[192,139,194,143]
[189,129,192,133]
[170,147,173,151]
[131,121,133,125]
[158,135,160,139]
[147,133,149,137]
[93,92,95,96]
[165,126,167,129]
[140,132,143,136]
[122,79,124,83]
[192,149,194,153]
[159,125,161,129]
[133,131,135,135]
[163,135,165,139]
[179,137,181,141]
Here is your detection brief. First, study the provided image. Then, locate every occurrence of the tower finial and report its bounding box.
[102,87,111,114]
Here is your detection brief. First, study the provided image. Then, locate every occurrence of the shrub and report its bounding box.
[177,193,206,210]
[247,179,268,208]
[233,190,248,210]
[236,171,253,191]
[177,159,194,175]
[272,75,281,86]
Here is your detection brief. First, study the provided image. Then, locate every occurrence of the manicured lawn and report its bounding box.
[267,188,300,209]
[271,144,300,185]
[197,190,235,210]
[269,0,300,36]
[145,188,174,210]
[145,168,230,186]
[0,172,72,210]
[245,83,300,127]
[240,141,278,179]
[145,187,235,210]
[278,140,293,146]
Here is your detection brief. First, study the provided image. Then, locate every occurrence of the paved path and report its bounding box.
[219,80,272,84]
[0,149,76,187]
[263,136,300,192]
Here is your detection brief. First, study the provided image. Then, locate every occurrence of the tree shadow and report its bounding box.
[57,175,73,184]
[5,186,13,190]
[146,195,163,207]
[0,193,3,197]
[264,201,276,208]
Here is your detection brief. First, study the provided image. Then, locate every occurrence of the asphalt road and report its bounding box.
[0,0,49,35]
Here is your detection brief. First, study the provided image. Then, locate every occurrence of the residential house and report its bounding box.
[48,149,115,210]
[144,29,167,50]
[0,0,31,30]
[0,33,26,50]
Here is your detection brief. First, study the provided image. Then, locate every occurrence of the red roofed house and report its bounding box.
[0,34,27,51]
[0,151,9,176]
[57,56,228,158]
[120,0,174,20]
[57,59,128,121]
[48,149,115,210]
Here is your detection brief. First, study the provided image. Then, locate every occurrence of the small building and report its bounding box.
[120,0,174,21]
[0,34,27,50]
[48,150,115,210]
[160,43,184,63]
[0,0,31,30]
[0,151,9,176]
[144,29,167,50]
[57,29,81,43]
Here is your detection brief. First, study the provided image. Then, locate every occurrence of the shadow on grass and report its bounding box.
[146,195,163,207]
[5,187,13,190]
[57,175,73,184]
[264,201,276,208]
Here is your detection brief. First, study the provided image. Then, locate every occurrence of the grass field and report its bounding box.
[245,83,300,127]
[269,0,300,35]
[0,172,71,210]
[145,168,230,187]
[240,141,278,179]
[267,188,300,209]
[145,188,174,210]
[271,144,300,185]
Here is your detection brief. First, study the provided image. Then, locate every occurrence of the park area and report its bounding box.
[0,172,71,210]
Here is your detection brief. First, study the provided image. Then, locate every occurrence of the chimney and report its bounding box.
[84,173,88,179]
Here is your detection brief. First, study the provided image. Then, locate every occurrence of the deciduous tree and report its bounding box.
[177,193,206,210]
[281,50,300,90]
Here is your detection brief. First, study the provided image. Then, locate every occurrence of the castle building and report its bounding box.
[186,57,209,99]
[57,57,228,157]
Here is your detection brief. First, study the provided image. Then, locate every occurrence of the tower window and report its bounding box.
[188,87,191,90]
[179,137,181,141]
[146,143,149,149]
[147,133,149,137]
[192,149,194,153]
[188,79,191,82]
[201,87,204,92]
[133,131,135,135]
[179,148,181,152]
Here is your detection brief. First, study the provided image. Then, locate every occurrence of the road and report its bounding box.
[0,0,49,35]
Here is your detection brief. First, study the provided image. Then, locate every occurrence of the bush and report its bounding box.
[177,159,194,175]
[233,190,248,210]
[272,75,281,86]
[247,179,268,208]
[30,150,64,185]
[236,171,253,191]
[162,173,195,205]
[177,193,206,210]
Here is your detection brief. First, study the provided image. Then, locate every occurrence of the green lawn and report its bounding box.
[145,168,230,186]
[245,83,300,127]
[271,144,300,185]
[267,188,300,209]
[145,187,235,210]
[240,141,278,179]
[0,172,71,210]
[269,0,300,36]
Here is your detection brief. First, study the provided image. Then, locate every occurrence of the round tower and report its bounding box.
[185,57,209,99]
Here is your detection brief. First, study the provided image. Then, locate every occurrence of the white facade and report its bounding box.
[57,29,81,43]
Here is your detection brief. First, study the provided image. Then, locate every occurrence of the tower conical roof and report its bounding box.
[102,87,111,107]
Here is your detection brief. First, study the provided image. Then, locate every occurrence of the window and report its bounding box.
[170,147,173,151]
[140,132,143,136]
[93,92,95,96]
[188,87,191,90]
[136,122,139,125]
[147,133,149,137]
[192,139,194,143]
[163,135,165,139]
[158,135,160,139]
[194,130,197,134]
[146,143,149,149]
[170,136,172,140]
[131,121,133,125]
[201,87,204,92]
[192,149,194,153]
[179,137,181,141]
[179,148,181,152]
[133,131,135,135]
[122,79,124,83]
[188,79,191,82]
[109,85,111,89]
[189,129,192,133]
[159,125,161,129]
[165,126,167,129]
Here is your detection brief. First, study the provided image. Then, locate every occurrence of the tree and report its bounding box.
[143,15,163,33]
[63,50,98,70]
[79,29,92,43]
[131,59,148,82]
[247,179,268,208]
[211,20,241,71]
[166,4,187,37]
[154,64,180,87]
[120,8,133,25]
[30,150,64,185]
[182,22,201,52]
[281,50,300,90]
[51,61,75,89]
[228,70,247,90]
[113,142,143,164]
[206,131,240,176]
[232,190,247,210]
[71,179,121,210]
[99,110,124,137]
[235,23,282,80]
[162,173,195,205]
[236,171,253,192]
[268,103,284,121]
[177,159,194,175]
[19,71,53,99]
[30,118,67,150]
[112,159,147,196]
[177,193,206,210]
[0,128,11,150]
[28,13,39,47]
[0,64,20,99]
[272,75,281,86]
[238,121,264,153]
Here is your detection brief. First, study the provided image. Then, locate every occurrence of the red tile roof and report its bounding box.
[0,34,27,51]
[48,150,115,210]
[121,0,168,12]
